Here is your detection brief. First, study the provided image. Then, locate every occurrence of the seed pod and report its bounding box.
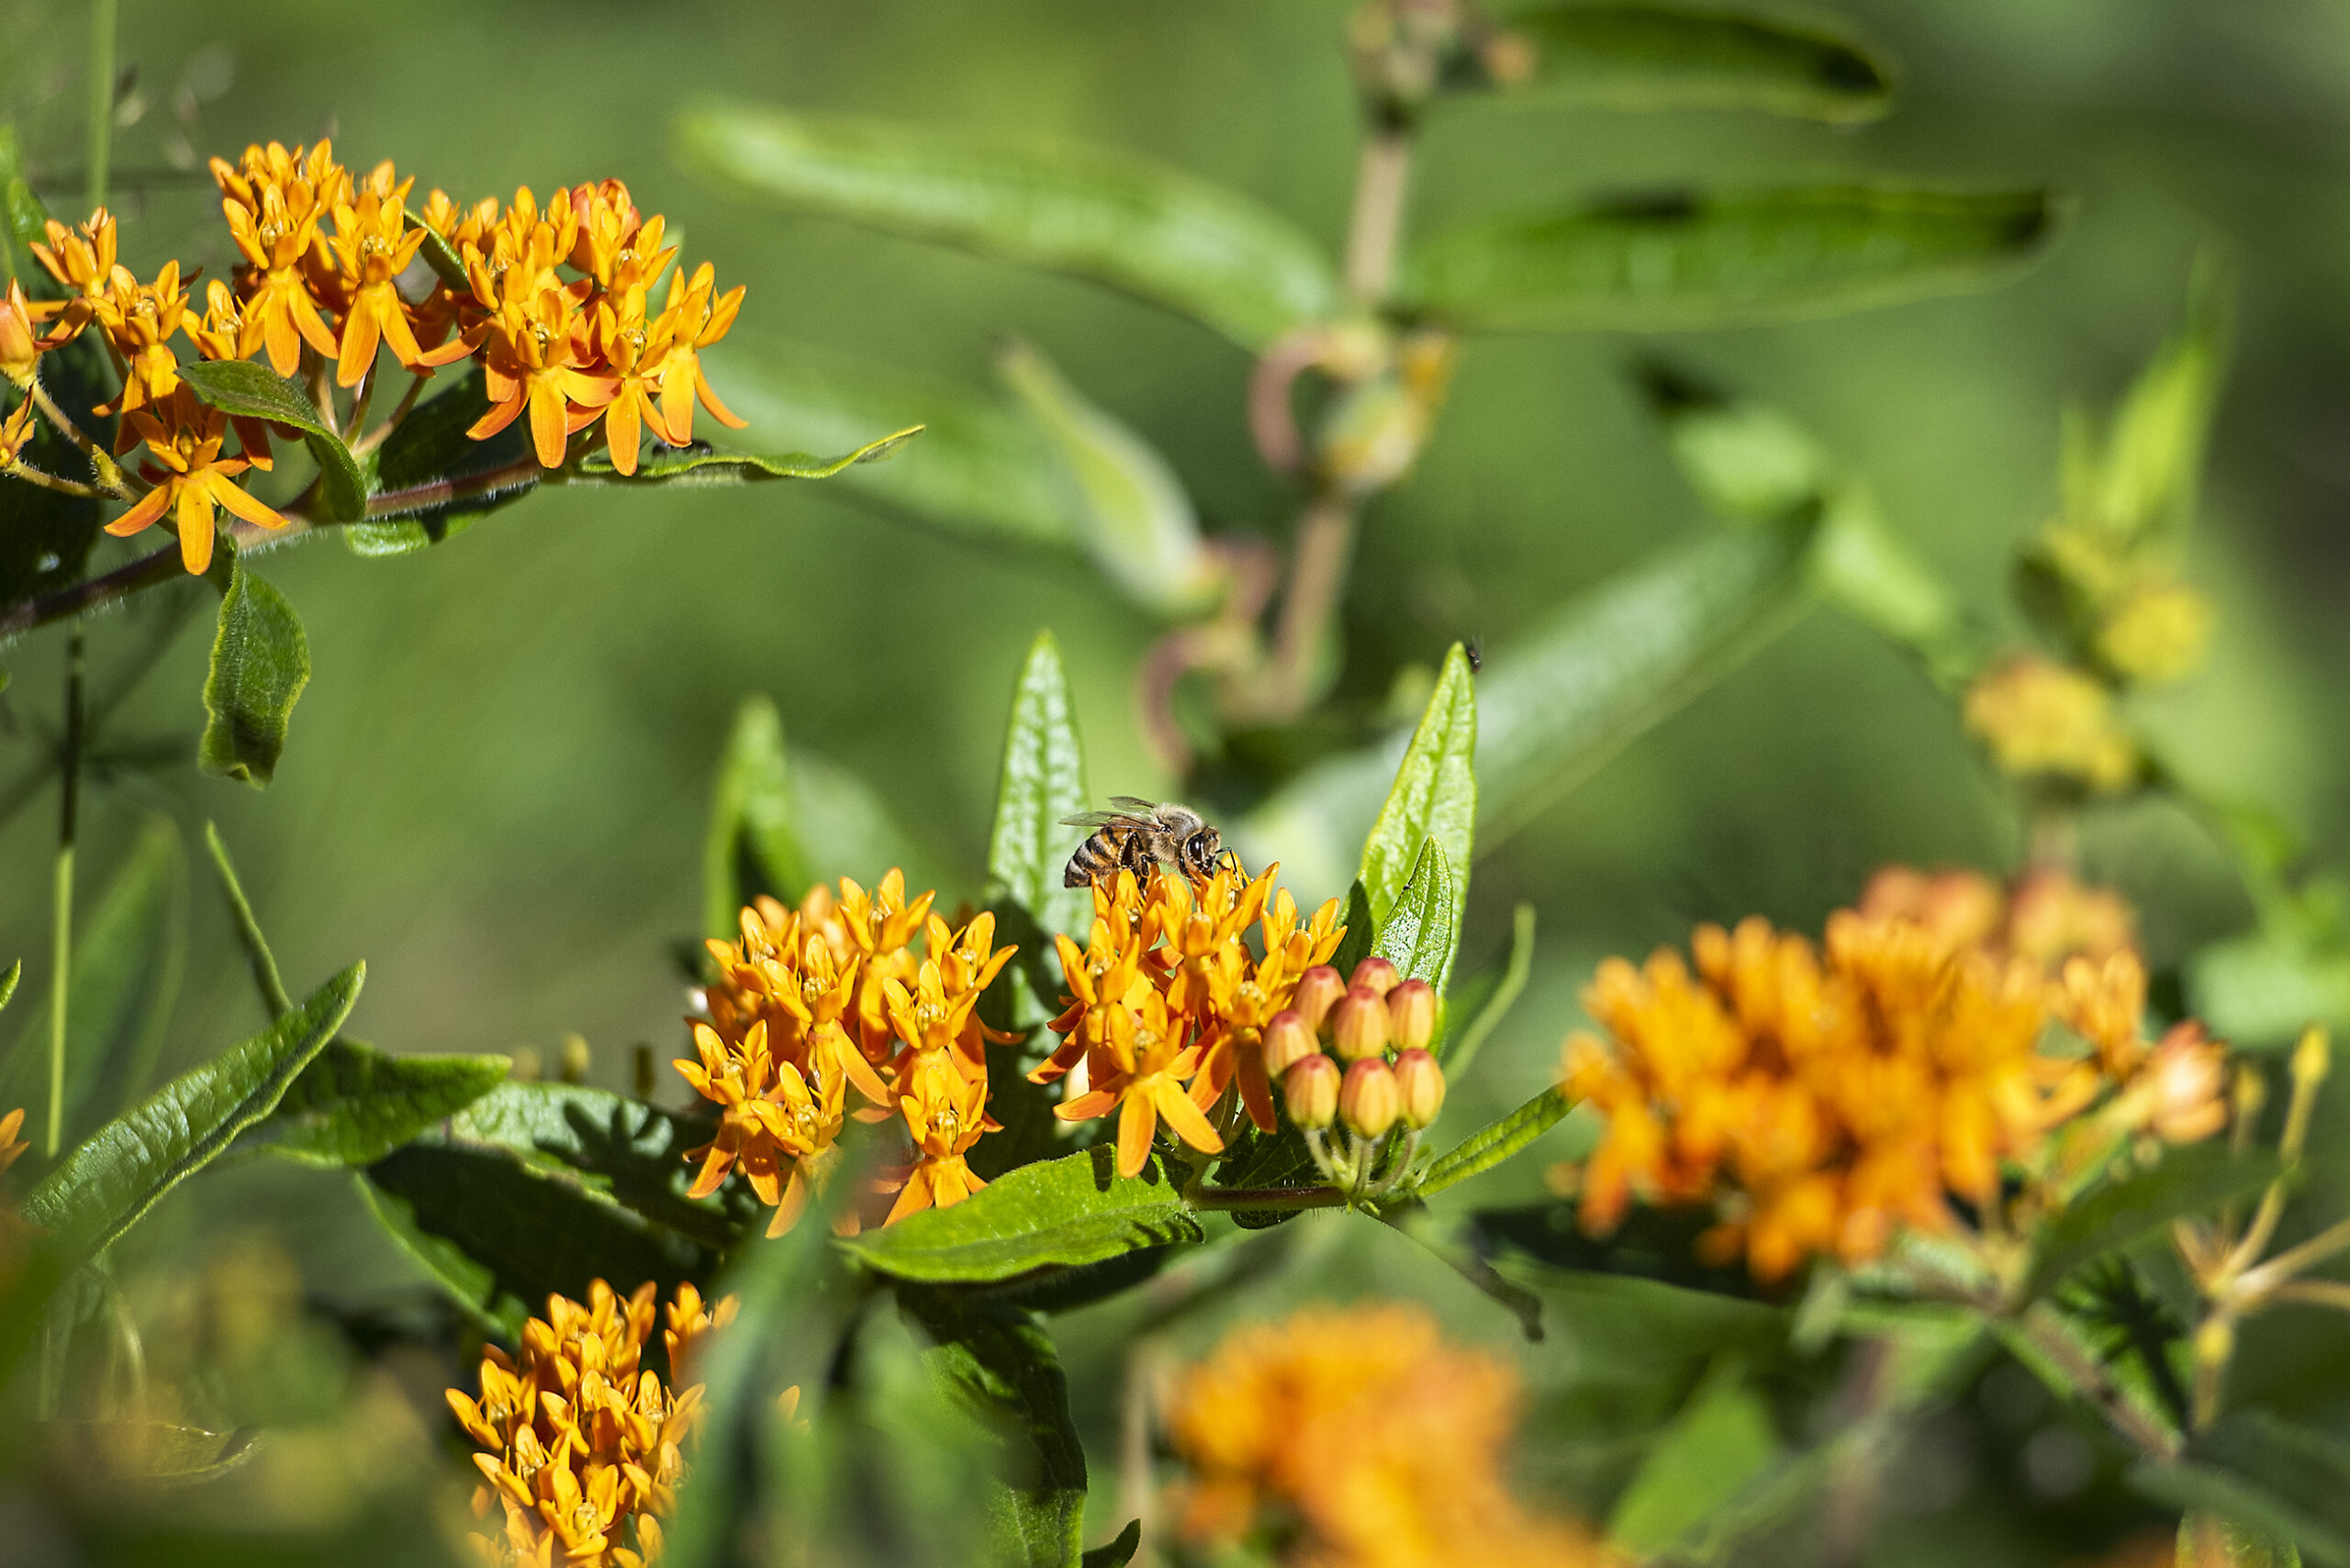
[1292,966,1345,1034]
[1339,1058,1401,1141]
[1393,1047,1445,1129]
[1329,986,1392,1062]
[1284,1053,1340,1129]
[1261,1010,1318,1078]
[1387,979,1436,1053]
[1349,956,1399,998]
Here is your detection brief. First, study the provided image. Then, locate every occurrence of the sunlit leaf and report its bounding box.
[21,966,362,1275]
[1414,1086,1571,1198]
[347,365,534,557]
[1402,185,2059,332]
[179,358,367,525]
[2189,931,2350,1050]
[987,633,1095,1036]
[678,105,1338,349]
[0,959,17,1013]
[845,1148,1201,1285]
[1495,3,1894,123]
[199,553,309,787]
[1371,836,1460,997]
[237,1039,509,1168]
[1358,643,1476,933]
[565,424,921,484]
[2082,255,2231,540]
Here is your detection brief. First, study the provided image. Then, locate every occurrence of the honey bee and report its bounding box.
[1061,797,1228,888]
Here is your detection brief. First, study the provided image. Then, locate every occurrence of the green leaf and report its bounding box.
[200,821,291,1015]
[678,105,1338,350]
[568,425,921,483]
[2023,1143,2283,1301]
[901,1288,1091,1568]
[405,216,468,291]
[36,1421,258,1485]
[347,365,535,556]
[1359,643,1477,932]
[0,123,46,278]
[1081,1520,1143,1568]
[2190,931,2350,1049]
[1442,902,1534,1077]
[988,632,1094,939]
[2134,1410,2350,1567]
[844,1147,1201,1285]
[178,358,366,524]
[1606,1361,1782,1560]
[2082,255,2230,540]
[236,1038,509,1167]
[996,342,1218,616]
[1401,185,2059,332]
[1371,837,1461,997]
[1497,3,1894,123]
[20,966,362,1274]
[0,959,17,1013]
[1415,1085,1571,1198]
[0,815,184,1147]
[705,696,811,938]
[199,554,310,787]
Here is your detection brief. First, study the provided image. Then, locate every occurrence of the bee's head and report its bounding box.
[1183,826,1225,878]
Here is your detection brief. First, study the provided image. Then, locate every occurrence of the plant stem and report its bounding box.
[1263,493,1358,715]
[1,462,103,498]
[2015,1301,2182,1460]
[351,371,427,457]
[1341,127,1412,306]
[1187,1183,1347,1212]
[45,624,84,1158]
[85,0,117,217]
[0,540,181,644]
[28,374,135,497]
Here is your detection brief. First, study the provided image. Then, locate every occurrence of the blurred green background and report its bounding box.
[0,1,2346,1558]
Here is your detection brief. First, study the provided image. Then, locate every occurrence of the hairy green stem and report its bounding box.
[45,625,84,1158]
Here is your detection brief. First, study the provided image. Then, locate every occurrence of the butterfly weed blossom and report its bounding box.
[1556,865,2230,1282]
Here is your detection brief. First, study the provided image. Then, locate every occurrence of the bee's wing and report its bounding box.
[1060,810,1144,829]
[1106,795,1165,816]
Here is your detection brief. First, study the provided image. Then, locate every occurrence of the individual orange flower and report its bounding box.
[650,262,745,444]
[212,142,344,374]
[325,161,432,386]
[1,281,40,387]
[889,1050,990,1223]
[89,260,190,419]
[0,1108,25,1180]
[587,291,679,476]
[0,398,37,468]
[470,285,616,469]
[25,208,117,344]
[106,388,288,575]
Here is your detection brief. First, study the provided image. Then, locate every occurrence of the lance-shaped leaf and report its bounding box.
[998,342,1220,616]
[349,365,536,557]
[0,960,17,1013]
[567,426,920,484]
[1083,1521,1144,1568]
[2134,1410,2350,1567]
[21,966,362,1275]
[901,1288,1091,1568]
[1414,1085,1571,1198]
[1402,185,2058,333]
[2071,255,2231,542]
[178,358,367,524]
[199,553,310,787]
[0,815,183,1146]
[1371,837,1462,997]
[1495,3,1894,123]
[705,696,812,938]
[722,341,1085,554]
[987,633,1094,1036]
[237,1039,509,1167]
[1359,643,1477,931]
[677,105,1338,350]
[2022,1143,2282,1301]
[845,1147,1201,1285]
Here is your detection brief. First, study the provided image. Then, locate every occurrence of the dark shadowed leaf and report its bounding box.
[1358,643,1476,932]
[199,554,309,786]
[1496,3,1894,123]
[21,967,361,1275]
[347,366,535,556]
[178,358,367,524]
[678,105,1338,349]
[1081,1520,1143,1568]
[2023,1143,2282,1301]
[1401,185,2058,332]
[1415,1086,1572,1198]
[236,1039,509,1167]
[1371,837,1461,997]
[845,1147,1202,1284]
[2133,1409,2350,1566]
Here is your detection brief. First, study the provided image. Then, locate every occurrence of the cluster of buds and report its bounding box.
[675,871,1017,1234]
[1,140,747,577]
[449,1280,734,1568]
[1262,954,1447,1194]
[1032,862,1346,1178]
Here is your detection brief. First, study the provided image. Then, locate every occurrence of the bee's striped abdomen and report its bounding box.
[1064,828,1131,888]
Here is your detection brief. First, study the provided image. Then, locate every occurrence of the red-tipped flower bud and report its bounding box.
[1292,966,1345,1034]
[1260,1011,1318,1078]
[1386,978,1436,1053]
[1349,956,1399,998]
[1285,1053,1340,1129]
[1329,986,1392,1062]
[1393,1047,1445,1129]
[1339,1058,1400,1140]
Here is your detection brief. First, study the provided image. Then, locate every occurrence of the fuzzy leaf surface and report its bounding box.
[199,556,309,786]
[844,1147,1201,1284]
[1371,837,1461,998]
[235,1039,509,1167]
[569,426,919,484]
[2022,1143,2283,1301]
[1359,643,1476,932]
[1415,1086,1572,1198]
[179,358,367,524]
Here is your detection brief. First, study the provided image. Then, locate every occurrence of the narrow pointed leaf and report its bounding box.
[678,105,1338,349]
[1499,4,1894,123]
[21,965,362,1273]
[235,1039,509,1167]
[845,1148,1201,1284]
[566,424,921,483]
[178,358,366,524]
[199,555,309,786]
[1443,902,1535,1075]
[349,365,535,556]
[1082,1521,1144,1568]
[1403,185,2058,332]
[1371,837,1461,997]
[0,959,17,1013]
[705,696,811,937]
[1359,643,1477,930]
[1414,1085,1572,1198]
[988,632,1093,943]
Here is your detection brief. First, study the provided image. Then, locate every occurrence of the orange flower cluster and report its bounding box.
[1031,861,1346,1178]
[450,1280,733,1568]
[4,140,744,577]
[676,871,1017,1233]
[1559,866,2229,1280]
[1167,1303,1614,1568]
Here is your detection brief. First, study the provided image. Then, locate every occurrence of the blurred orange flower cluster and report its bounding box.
[1559,865,2230,1280]
[1031,861,1345,1178]
[450,1280,733,1568]
[1167,1302,1614,1568]
[676,871,1017,1233]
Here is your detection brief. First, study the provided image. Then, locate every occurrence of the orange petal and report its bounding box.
[1116,1091,1157,1179]
[104,483,173,538]
[1153,1078,1225,1156]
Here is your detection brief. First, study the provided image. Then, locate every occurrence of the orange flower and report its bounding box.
[26,208,117,345]
[0,398,37,468]
[890,1050,990,1223]
[105,389,287,575]
[650,262,745,444]
[1,281,39,386]
[89,260,190,419]
[212,141,344,374]
[587,291,680,476]
[325,161,432,386]
[470,284,617,470]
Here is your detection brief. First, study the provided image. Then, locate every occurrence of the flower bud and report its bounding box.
[1328,986,1391,1062]
[1284,1053,1339,1130]
[2144,1023,2228,1144]
[0,282,38,388]
[1386,979,1436,1053]
[1292,966,1344,1034]
[1339,1058,1400,1141]
[1349,956,1398,998]
[1393,1047,1445,1129]
[1260,1010,1317,1078]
